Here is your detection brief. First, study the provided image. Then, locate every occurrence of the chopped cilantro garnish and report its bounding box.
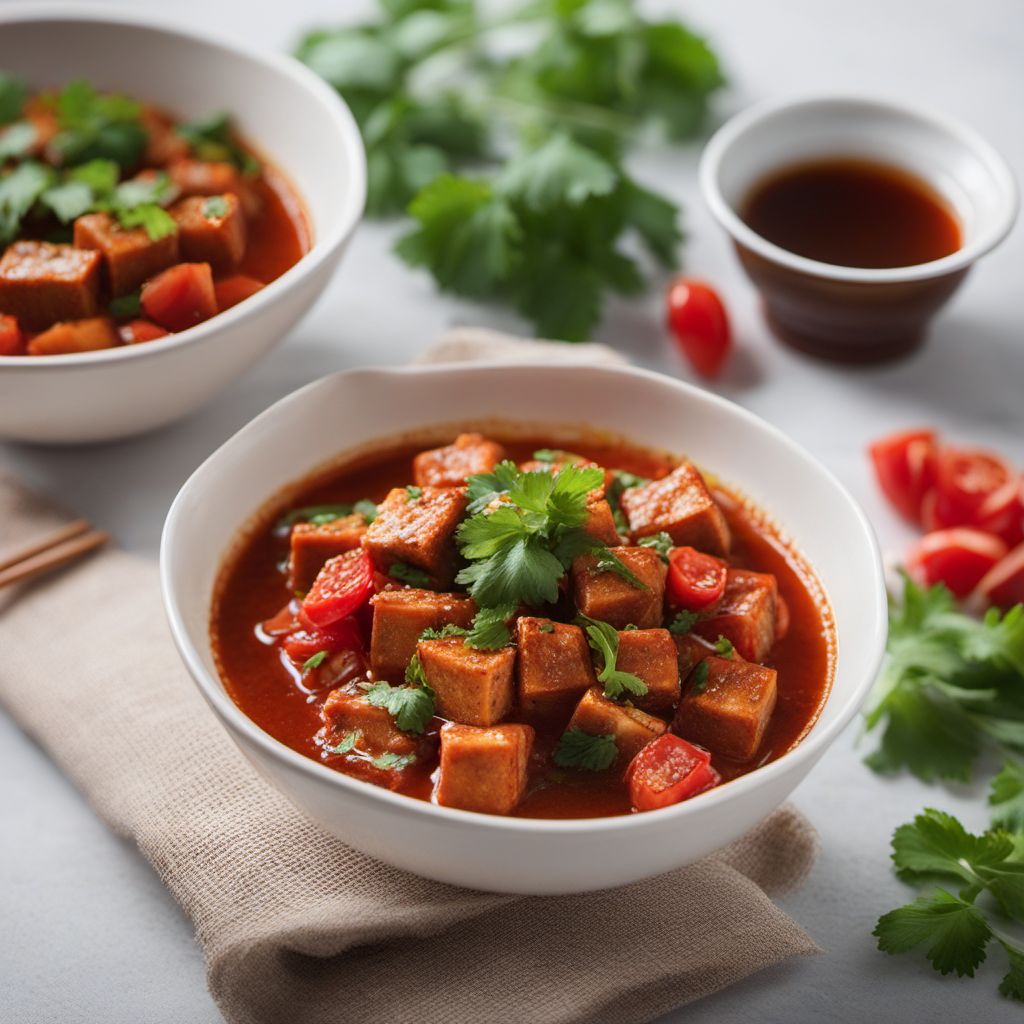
[623,623,639,631]
[302,650,328,672]
[0,74,28,125]
[48,80,146,168]
[532,448,581,465]
[606,469,648,534]
[465,605,515,650]
[690,660,710,693]
[419,623,469,642]
[714,635,735,658]
[0,122,36,161]
[274,502,364,532]
[638,531,674,563]
[331,730,360,755]
[591,547,648,590]
[0,162,52,243]
[577,614,647,700]
[109,291,141,319]
[389,562,432,587]
[372,752,417,771]
[202,195,229,219]
[361,677,435,734]
[553,728,618,771]
[352,498,379,523]
[176,111,259,174]
[405,484,423,501]
[538,621,554,634]
[669,610,700,635]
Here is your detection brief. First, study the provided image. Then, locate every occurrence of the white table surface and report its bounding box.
[2,0,1022,1020]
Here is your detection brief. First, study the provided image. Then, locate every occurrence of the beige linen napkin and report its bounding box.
[0,331,820,1024]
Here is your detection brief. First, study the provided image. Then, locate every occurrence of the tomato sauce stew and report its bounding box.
[211,431,836,819]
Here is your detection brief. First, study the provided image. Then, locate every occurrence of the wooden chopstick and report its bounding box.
[0,520,109,589]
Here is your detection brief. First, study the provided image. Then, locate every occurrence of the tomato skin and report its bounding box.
[868,429,937,524]
[667,546,728,610]
[301,549,375,627]
[906,528,1009,598]
[666,278,732,379]
[975,543,1024,609]
[626,734,720,812]
[932,447,1019,525]
[0,314,23,355]
[141,263,218,332]
[282,617,363,663]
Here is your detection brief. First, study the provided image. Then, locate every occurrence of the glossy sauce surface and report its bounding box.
[211,436,836,819]
[741,157,961,269]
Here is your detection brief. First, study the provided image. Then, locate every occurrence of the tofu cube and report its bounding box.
[571,546,667,629]
[673,655,778,761]
[168,158,258,216]
[369,588,476,681]
[435,722,534,815]
[620,462,730,555]
[695,569,778,662]
[141,106,190,166]
[413,433,506,488]
[615,628,680,713]
[363,486,467,586]
[519,455,612,494]
[516,617,596,718]
[0,241,101,330]
[321,688,422,757]
[74,212,180,297]
[171,193,247,273]
[26,316,119,356]
[566,687,667,765]
[418,637,515,726]
[288,514,368,593]
[673,632,717,679]
[584,496,622,547]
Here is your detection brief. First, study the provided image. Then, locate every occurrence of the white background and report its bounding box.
[2,0,1023,1020]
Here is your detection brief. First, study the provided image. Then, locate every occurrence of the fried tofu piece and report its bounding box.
[516,617,596,718]
[0,241,101,330]
[620,462,730,556]
[74,212,180,297]
[519,454,612,494]
[141,106,190,166]
[288,514,368,593]
[413,433,506,488]
[571,546,667,629]
[616,628,680,713]
[435,722,534,815]
[171,193,246,273]
[694,568,778,662]
[363,486,467,586]
[673,632,717,679]
[566,687,667,765]
[369,588,476,681]
[168,158,258,216]
[27,317,119,356]
[584,496,622,547]
[673,655,778,761]
[321,688,422,757]
[418,637,515,726]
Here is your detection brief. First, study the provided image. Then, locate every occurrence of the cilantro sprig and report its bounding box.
[361,677,435,734]
[47,80,147,168]
[875,809,1024,1000]
[577,614,647,700]
[297,0,723,340]
[553,728,617,771]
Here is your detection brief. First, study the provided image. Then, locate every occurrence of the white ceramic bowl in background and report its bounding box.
[0,6,366,444]
[700,95,1018,362]
[161,363,888,895]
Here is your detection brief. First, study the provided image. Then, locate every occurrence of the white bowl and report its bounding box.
[0,6,366,444]
[161,363,887,895]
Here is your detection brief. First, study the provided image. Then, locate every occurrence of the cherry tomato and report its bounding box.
[666,278,732,379]
[906,528,1009,598]
[301,549,375,627]
[868,429,937,524]
[0,314,23,356]
[666,546,728,610]
[626,734,720,812]
[975,543,1024,609]
[930,447,1020,529]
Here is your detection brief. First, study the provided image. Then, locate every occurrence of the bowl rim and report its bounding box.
[0,2,367,371]
[160,361,889,834]
[699,92,1019,285]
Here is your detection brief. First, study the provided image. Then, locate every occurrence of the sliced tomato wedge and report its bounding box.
[282,617,363,663]
[626,734,720,812]
[906,528,1009,598]
[974,543,1024,609]
[667,546,728,610]
[141,263,217,332]
[929,446,1020,528]
[868,429,937,524]
[301,549,375,627]
[0,314,23,356]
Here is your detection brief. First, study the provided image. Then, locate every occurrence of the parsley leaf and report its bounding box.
[389,562,432,587]
[362,678,435,734]
[669,610,699,636]
[638,531,674,563]
[577,614,647,699]
[553,727,618,771]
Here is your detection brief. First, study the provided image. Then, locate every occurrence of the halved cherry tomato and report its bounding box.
[301,549,375,627]
[868,429,937,524]
[906,528,1009,598]
[214,274,264,312]
[141,263,217,332]
[975,544,1024,609]
[120,318,169,345]
[667,546,728,610]
[930,447,1020,529]
[666,278,732,379]
[0,314,23,355]
[282,617,363,663]
[626,734,720,812]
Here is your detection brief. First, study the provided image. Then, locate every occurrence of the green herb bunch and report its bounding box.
[297,0,724,340]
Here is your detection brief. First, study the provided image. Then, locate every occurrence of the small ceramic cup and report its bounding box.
[700,96,1018,363]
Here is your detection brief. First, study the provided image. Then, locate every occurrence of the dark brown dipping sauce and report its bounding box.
[741,157,961,269]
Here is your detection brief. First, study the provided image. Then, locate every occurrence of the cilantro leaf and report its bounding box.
[606,469,648,533]
[465,605,516,650]
[890,808,1013,886]
[389,562,432,587]
[875,890,991,977]
[302,650,328,672]
[577,614,647,699]
[203,196,229,219]
[669,610,699,635]
[362,679,435,734]
[999,941,1024,1002]
[638,531,673,562]
[497,133,616,211]
[553,727,618,771]
[0,161,53,243]
[176,111,259,174]
[690,660,710,693]
[990,761,1024,832]
[353,499,379,523]
[714,635,735,658]
[465,459,521,514]
[330,729,361,755]
[38,179,94,222]
[116,202,177,240]
[0,74,28,125]
[419,623,469,642]
[109,292,142,319]
[372,751,417,770]
[275,502,358,532]
[591,547,647,590]
[48,80,146,168]
[0,122,36,161]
